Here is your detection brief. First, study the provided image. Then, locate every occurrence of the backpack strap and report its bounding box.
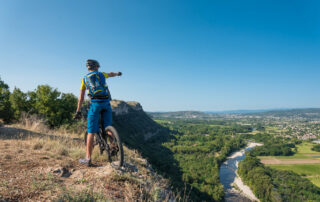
[97,72,107,91]
[84,73,94,97]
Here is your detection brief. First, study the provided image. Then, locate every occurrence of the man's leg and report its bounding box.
[80,102,99,165]
[86,133,95,159]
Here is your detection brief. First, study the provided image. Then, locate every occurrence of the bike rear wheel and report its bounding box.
[105,126,124,168]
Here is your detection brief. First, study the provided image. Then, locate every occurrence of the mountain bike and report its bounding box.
[84,110,124,169]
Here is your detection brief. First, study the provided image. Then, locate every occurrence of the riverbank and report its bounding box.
[228,142,263,159]
[220,142,262,202]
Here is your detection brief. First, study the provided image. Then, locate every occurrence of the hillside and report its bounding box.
[0,100,173,201]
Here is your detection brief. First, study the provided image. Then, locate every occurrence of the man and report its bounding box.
[75,59,122,166]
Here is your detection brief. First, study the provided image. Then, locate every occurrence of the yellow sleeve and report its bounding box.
[102,72,109,79]
[80,79,86,90]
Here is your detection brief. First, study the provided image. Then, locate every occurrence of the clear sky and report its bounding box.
[0,0,319,111]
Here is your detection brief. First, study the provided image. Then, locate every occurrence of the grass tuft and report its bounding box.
[33,142,43,150]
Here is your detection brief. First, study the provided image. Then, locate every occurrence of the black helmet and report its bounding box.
[86,59,100,70]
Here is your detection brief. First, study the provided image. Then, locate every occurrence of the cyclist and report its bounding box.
[74,59,122,166]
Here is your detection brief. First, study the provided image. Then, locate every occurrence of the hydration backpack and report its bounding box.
[84,71,109,99]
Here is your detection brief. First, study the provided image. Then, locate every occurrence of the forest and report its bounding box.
[140,120,250,201]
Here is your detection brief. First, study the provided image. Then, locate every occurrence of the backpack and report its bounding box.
[84,71,109,99]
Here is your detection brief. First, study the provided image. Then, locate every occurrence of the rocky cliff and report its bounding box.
[110,100,168,147]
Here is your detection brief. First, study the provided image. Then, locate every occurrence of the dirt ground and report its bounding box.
[0,126,172,201]
[0,139,135,201]
[261,158,320,165]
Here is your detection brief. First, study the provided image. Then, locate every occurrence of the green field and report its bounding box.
[268,164,320,187]
[296,142,320,154]
[265,126,287,134]
[262,142,320,187]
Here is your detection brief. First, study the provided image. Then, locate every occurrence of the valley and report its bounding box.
[148,109,320,201]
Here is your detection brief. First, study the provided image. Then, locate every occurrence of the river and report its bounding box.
[219,142,262,202]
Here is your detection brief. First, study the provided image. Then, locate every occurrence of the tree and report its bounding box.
[57,93,77,125]
[9,87,30,119]
[32,85,77,127]
[0,77,13,123]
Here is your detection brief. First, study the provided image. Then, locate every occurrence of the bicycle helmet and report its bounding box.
[86,59,100,70]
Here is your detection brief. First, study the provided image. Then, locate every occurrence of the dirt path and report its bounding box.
[261,159,320,164]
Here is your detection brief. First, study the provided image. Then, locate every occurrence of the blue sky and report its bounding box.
[0,0,319,111]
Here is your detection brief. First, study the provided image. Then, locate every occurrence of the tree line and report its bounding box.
[0,77,77,127]
[243,133,300,156]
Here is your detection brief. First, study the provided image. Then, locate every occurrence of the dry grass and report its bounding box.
[0,120,177,201]
[14,113,84,139]
[33,142,44,150]
[19,113,49,133]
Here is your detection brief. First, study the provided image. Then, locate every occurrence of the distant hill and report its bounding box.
[250,108,320,118]
[148,111,209,119]
[206,109,275,114]
[148,108,320,120]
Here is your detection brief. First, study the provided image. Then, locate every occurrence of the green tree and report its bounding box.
[56,93,77,125]
[33,85,77,127]
[9,87,30,119]
[0,77,13,123]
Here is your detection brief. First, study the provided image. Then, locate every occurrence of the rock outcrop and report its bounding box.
[111,100,143,115]
[110,100,168,145]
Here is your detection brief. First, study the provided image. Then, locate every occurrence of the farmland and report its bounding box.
[261,142,320,187]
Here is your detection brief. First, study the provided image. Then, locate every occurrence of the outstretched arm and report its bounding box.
[106,72,122,77]
[76,89,86,112]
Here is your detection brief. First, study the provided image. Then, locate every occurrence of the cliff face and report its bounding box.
[111,100,143,116]
[110,100,168,147]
